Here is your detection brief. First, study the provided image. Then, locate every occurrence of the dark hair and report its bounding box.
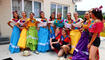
[83,18,87,23]
[83,11,90,23]
[30,12,35,16]
[62,28,68,35]
[21,11,27,17]
[92,8,103,21]
[40,11,44,18]
[57,12,62,19]
[50,12,55,21]
[13,11,20,19]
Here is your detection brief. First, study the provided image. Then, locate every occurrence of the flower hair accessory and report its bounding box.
[99,5,103,10]
[94,5,103,12]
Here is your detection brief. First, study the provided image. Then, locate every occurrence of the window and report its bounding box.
[51,4,68,19]
[24,0,32,17]
[12,0,22,15]
[51,4,56,14]
[12,0,41,18]
[34,2,41,18]
[63,6,68,19]
[57,5,62,14]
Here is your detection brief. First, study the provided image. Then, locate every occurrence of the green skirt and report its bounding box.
[26,26,38,51]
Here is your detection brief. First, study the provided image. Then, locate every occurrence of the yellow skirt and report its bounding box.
[69,30,81,54]
[100,23,105,37]
[100,32,105,37]
[18,28,27,48]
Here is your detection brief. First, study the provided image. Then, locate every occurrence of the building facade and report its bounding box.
[0,0,75,38]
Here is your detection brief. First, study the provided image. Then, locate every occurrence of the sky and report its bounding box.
[76,0,105,12]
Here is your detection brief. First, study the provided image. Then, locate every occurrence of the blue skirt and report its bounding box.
[48,26,55,41]
[37,27,50,52]
[9,25,20,54]
[48,26,55,50]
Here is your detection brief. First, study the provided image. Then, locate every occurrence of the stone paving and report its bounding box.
[0,37,105,60]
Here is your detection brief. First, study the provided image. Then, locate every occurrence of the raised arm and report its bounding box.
[7,21,13,28]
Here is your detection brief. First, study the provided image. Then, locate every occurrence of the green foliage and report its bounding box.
[78,15,84,19]
[103,15,105,19]
[79,15,105,19]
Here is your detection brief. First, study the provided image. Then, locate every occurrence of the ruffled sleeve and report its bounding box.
[54,19,64,28]
[94,22,104,33]
[89,22,104,34]
[54,19,57,26]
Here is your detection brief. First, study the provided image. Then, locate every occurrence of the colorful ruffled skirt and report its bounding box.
[26,26,38,51]
[48,26,55,40]
[18,28,27,49]
[48,26,55,49]
[69,30,81,54]
[37,27,50,52]
[72,30,89,60]
[9,25,20,54]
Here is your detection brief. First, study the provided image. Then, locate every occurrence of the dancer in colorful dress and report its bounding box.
[69,12,83,54]
[17,11,27,51]
[8,11,20,54]
[64,13,73,35]
[48,12,55,34]
[54,13,64,34]
[88,6,104,60]
[37,11,50,52]
[72,11,94,60]
[48,12,55,48]
[26,12,38,53]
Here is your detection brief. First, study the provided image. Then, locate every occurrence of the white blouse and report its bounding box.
[72,18,83,28]
[17,20,25,26]
[10,19,18,26]
[37,18,48,27]
[48,20,54,26]
[64,19,72,29]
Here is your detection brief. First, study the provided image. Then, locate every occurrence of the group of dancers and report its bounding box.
[8,6,105,60]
